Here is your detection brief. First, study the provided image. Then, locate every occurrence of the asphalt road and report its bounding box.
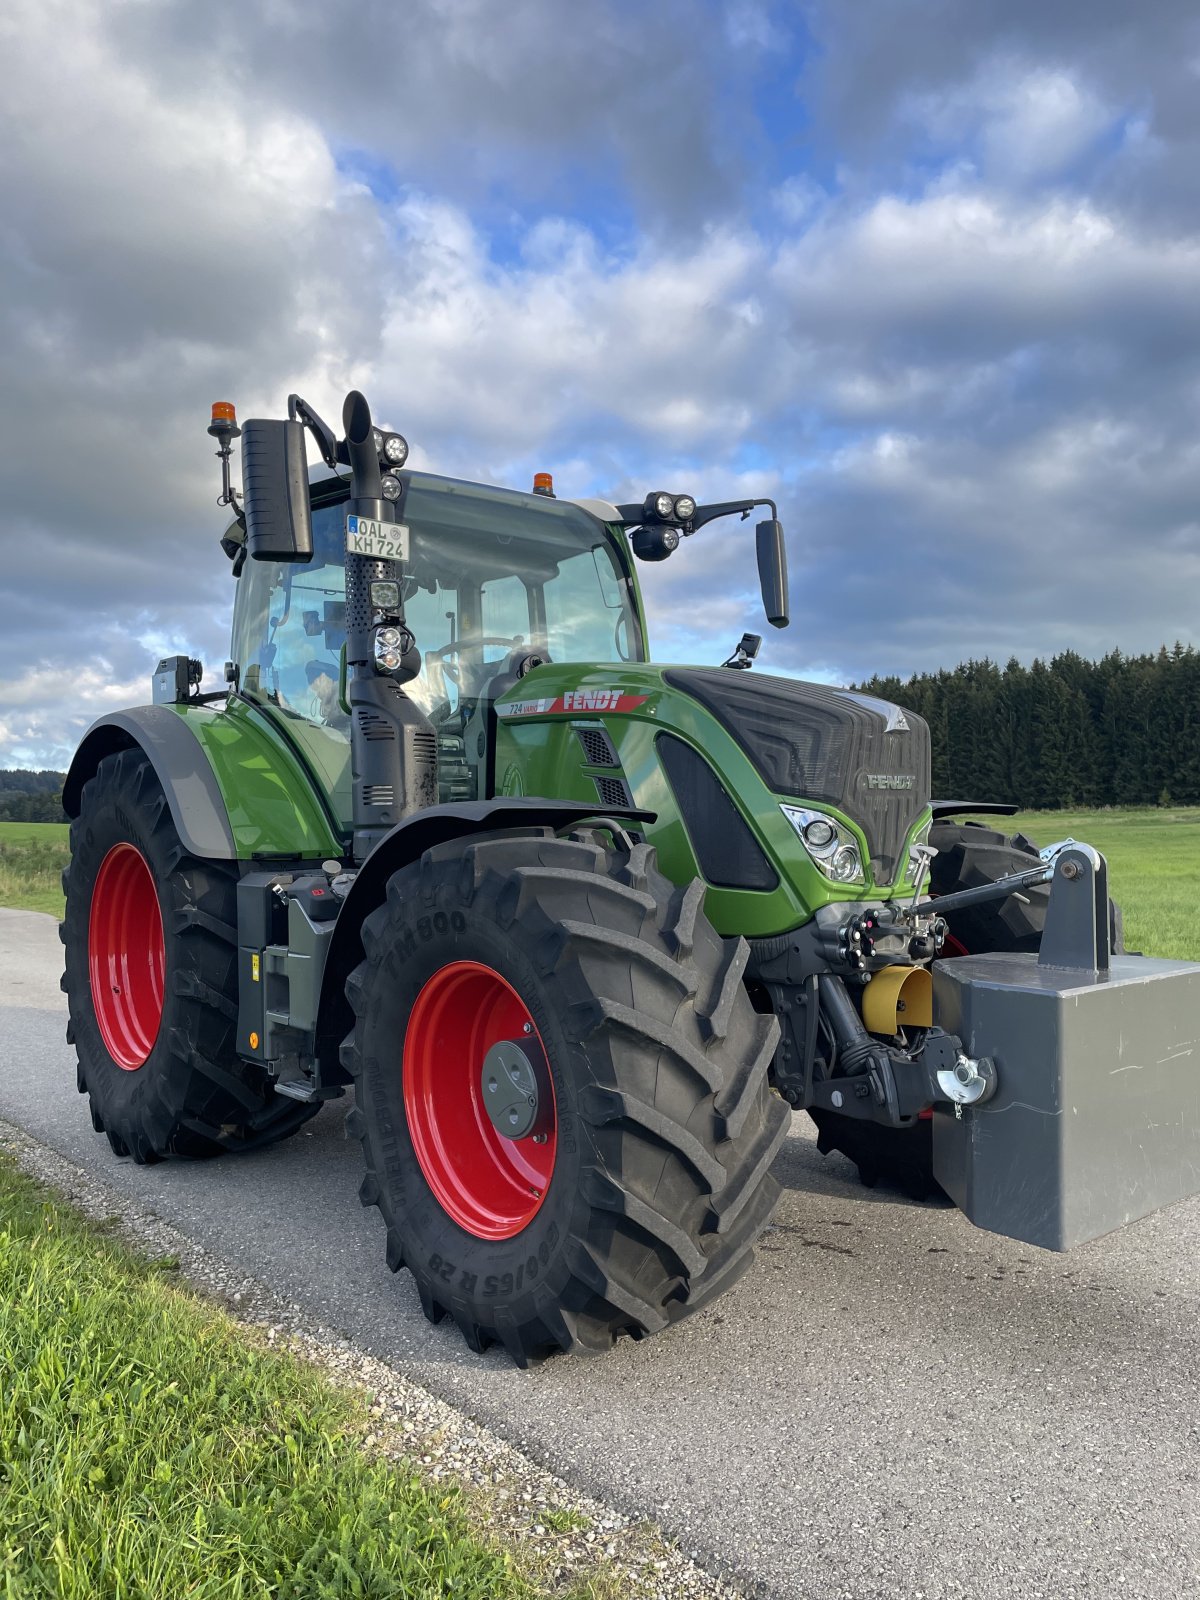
[4,904,1199,1599]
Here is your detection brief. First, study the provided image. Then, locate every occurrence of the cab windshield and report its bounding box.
[229,472,644,798]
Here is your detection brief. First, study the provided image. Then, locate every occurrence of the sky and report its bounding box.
[2,0,1199,769]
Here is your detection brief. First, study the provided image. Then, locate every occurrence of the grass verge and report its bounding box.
[0,1152,537,1600]
[0,820,70,918]
[967,807,1200,961]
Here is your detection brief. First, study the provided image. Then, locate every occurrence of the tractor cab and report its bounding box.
[226,469,646,826]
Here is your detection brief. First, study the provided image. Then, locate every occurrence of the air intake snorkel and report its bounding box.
[341,390,438,863]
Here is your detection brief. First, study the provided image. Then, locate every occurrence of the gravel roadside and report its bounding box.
[0,1115,744,1600]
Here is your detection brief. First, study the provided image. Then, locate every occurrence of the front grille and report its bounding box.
[665,668,930,883]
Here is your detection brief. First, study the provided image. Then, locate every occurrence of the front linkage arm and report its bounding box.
[771,842,1114,1128]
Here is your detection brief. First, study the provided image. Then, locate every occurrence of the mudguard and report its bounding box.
[64,702,347,862]
[63,707,236,859]
[930,800,1019,820]
[314,798,654,1075]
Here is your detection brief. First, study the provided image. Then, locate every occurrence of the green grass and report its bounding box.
[966,807,1200,961]
[0,820,70,918]
[0,1154,539,1600]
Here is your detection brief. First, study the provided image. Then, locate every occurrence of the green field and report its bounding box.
[0,820,70,918]
[1,810,1197,960]
[965,808,1200,961]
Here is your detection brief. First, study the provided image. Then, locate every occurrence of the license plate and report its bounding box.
[345,515,409,562]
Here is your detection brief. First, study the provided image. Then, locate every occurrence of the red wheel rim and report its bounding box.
[403,961,556,1240]
[88,843,165,1070]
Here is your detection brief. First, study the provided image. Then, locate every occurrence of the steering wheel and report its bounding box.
[427,637,526,687]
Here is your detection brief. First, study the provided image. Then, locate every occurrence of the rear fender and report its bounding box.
[63,707,236,859]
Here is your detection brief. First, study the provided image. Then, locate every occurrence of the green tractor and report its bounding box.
[62,391,1200,1363]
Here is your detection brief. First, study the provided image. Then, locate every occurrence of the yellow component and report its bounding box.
[251,953,260,982]
[249,1031,260,1050]
[862,965,933,1034]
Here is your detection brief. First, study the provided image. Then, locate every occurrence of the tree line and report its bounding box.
[0,769,67,823]
[859,645,1200,809]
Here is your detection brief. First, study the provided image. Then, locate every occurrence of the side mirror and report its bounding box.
[241,419,313,563]
[756,519,789,628]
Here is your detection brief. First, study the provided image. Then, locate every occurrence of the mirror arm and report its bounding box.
[287,394,341,471]
[687,496,778,532]
[614,496,779,532]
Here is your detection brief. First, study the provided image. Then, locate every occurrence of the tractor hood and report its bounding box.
[494,662,932,934]
[663,668,931,885]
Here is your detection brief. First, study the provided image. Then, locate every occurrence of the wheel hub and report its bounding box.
[481,1040,541,1140]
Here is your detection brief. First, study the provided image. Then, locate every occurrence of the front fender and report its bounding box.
[314,798,654,1077]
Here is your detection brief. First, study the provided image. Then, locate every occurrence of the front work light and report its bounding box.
[382,433,409,466]
[631,525,680,561]
[673,493,696,521]
[380,474,402,500]
[646,491,675,521]
[370,580,401,610]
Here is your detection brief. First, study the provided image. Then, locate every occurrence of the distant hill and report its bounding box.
[0,769,67,823]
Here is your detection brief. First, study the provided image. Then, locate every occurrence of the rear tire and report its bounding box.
[342,829,789,1363]
[809,820,1059,1200]
[62,749,319,1162]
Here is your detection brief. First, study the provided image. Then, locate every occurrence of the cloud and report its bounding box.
[903,62,1117,184]
[1,0,1199,769]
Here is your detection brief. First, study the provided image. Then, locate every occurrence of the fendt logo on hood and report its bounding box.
[863,773,916,790]
[498,688,649,718]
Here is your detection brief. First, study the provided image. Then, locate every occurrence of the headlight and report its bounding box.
[673,493,696,521]
[780,804,866,886]
[374,624,410,673]
[380,474,402,500]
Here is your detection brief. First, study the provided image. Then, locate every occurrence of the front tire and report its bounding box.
[342,830,788,1363]
[62,749,319,1162]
